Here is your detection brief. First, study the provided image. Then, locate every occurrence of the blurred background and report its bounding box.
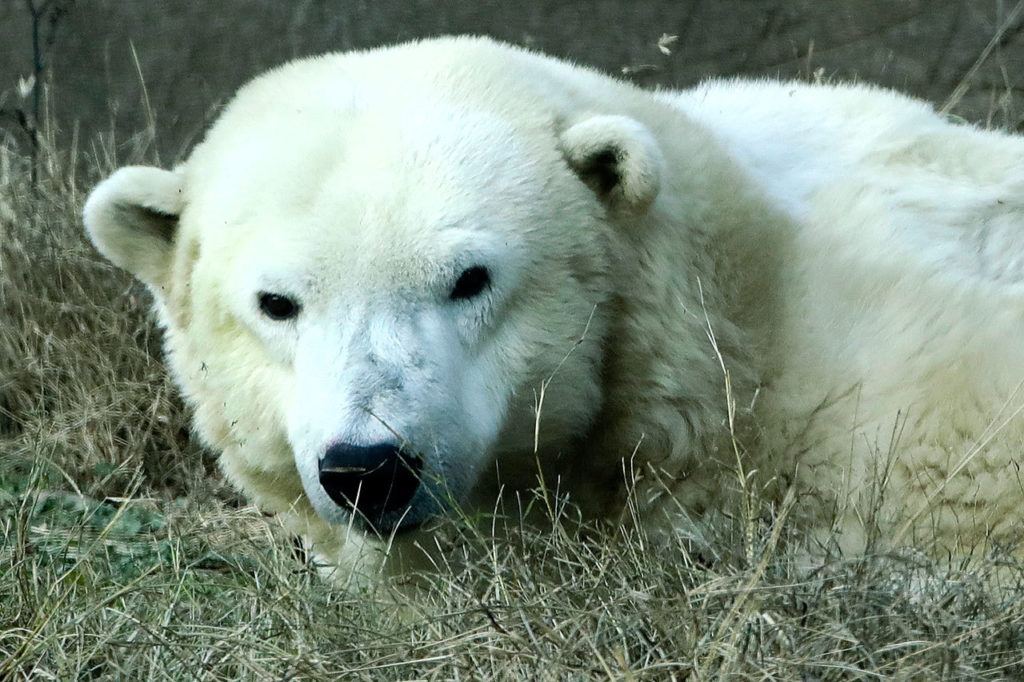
[1,0,1022,162]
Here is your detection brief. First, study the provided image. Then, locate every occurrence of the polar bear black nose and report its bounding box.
[318,443,422,522]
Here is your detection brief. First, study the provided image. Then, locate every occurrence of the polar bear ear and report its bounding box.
[83,166,184,288]
[559,114,664,213]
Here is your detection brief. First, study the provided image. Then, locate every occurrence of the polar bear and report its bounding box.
[83,36,1024,577]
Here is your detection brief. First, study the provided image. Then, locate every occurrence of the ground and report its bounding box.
[2,84,1024,682]
[3,4,1024,678]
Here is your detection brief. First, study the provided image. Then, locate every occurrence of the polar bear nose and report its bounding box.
[318,443,422,522]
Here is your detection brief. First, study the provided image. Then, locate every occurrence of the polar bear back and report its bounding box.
[666,79,1024,552]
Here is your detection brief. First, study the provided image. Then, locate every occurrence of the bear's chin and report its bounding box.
[348,510,430,537]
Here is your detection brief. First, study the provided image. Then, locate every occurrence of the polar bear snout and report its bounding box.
[318,442,423,528]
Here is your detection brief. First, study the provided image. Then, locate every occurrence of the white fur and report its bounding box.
[560,114,664,210]
[83,166,184,287]
[84,37,1024,579]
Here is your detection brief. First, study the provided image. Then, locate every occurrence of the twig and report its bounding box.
[941,0,1024,115]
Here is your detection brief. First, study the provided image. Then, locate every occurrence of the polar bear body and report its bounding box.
[672,81,1024,551]
[84,37,1024,575]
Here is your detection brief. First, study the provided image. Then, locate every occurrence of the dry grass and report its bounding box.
[3,99,1024,680]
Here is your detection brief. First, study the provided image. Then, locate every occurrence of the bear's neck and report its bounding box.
[579,118,795,520]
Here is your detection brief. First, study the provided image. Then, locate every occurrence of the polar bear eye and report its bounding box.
[258,292,300,321]
[450,266,491,301]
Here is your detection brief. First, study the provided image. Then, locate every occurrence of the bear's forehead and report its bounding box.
[200,186,520,296]
[185,104,556,294]
[223,221,507,300]
[189,96,553,223]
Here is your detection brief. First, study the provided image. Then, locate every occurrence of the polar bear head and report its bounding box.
[83,39,666,536]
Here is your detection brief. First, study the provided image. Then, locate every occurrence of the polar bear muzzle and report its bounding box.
[318,441,423,530]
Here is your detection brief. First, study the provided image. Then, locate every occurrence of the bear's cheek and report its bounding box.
[509,270,611,438]
[175,280,297,476]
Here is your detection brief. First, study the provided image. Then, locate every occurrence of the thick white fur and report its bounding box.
[83,166,184,287]
[560,114,664,210]
[84,37,1024,580]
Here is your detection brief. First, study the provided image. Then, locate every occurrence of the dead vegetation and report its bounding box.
[4,31,1024,681]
